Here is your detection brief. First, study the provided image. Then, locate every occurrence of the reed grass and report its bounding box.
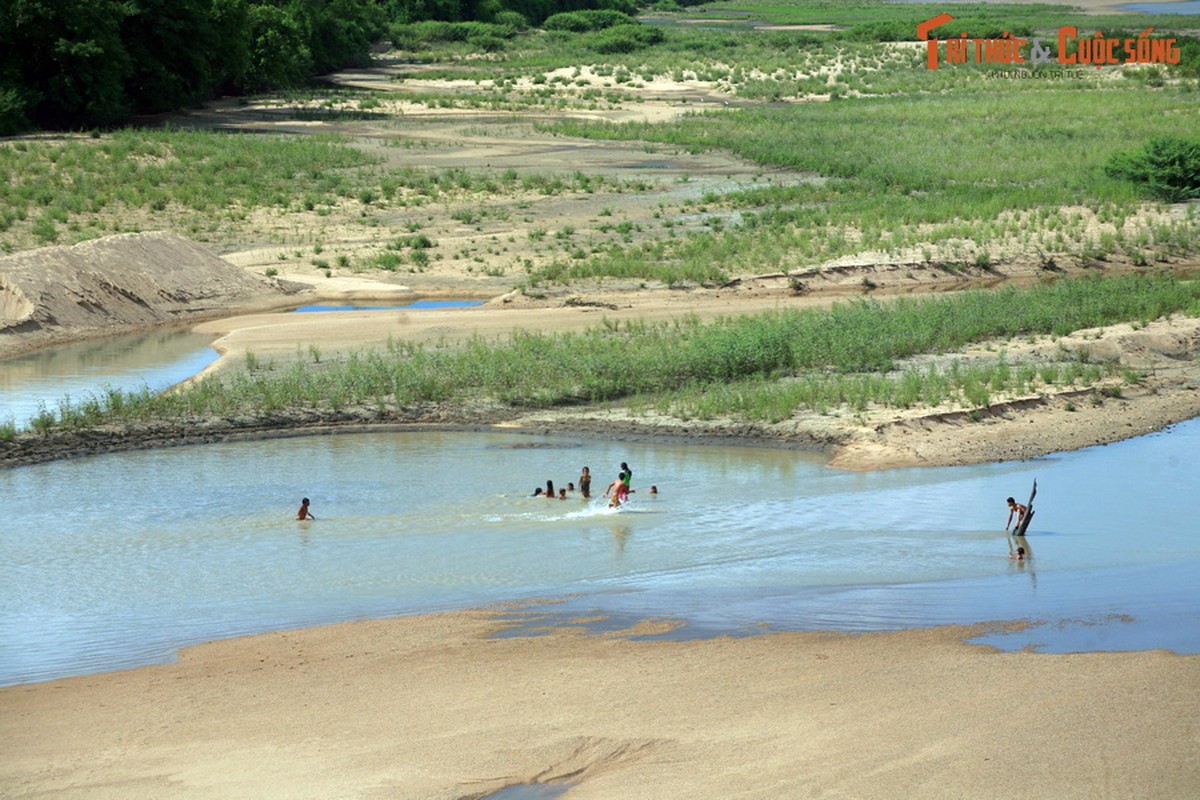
[24,273,1198,433]
[700,0,1194,36]
[647,355,1130,422]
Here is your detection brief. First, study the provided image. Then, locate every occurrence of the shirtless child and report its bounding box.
[296,498,316,520]
[1005,496,1027,533]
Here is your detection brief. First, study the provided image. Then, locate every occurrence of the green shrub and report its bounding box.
[492,10,528,31]
[0,87,32,136]
[1105,136,1200,202]
[390,20,517,48]
[370,252,403,271]
[468,33,507,52]
[584,24,665,54]
[543,10,634,32]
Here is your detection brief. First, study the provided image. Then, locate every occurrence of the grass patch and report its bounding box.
[533,85,1200,278]
[22,273,1198,433]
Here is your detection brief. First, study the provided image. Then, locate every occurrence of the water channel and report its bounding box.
[1,305,1198,687]
[0,330,220,430]
[0,300,482,430]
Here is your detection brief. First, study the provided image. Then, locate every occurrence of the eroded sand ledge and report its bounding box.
[2,608,1198,799]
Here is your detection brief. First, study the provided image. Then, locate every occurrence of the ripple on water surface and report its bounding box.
[2,421,1199,685]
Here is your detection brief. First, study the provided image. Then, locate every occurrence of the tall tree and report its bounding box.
[240,1,314,92]
[1,0,134,128]
[121,0,225,113]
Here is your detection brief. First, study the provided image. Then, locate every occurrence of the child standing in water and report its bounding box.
[1005,496,1027,533]
[605,476,623,507]
[606,462,633,507]
[579,466,591,499]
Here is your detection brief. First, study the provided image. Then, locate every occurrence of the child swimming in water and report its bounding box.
[296,498,315,520]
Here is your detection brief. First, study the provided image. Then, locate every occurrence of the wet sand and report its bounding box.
[2,608,1197,799]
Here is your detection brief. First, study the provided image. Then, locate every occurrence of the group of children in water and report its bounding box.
[298,477,1026,564]
[295,461,659,521]
[534,462,656,507]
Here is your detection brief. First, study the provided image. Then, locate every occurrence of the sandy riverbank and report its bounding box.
[1,607,1197,799]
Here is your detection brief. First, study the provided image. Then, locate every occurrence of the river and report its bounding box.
[2,417,1198,687]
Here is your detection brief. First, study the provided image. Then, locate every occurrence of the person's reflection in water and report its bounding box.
[610,523,631,556]
[1007,536,1037,589]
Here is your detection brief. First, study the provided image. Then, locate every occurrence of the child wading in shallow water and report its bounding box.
[296,498,315,520]
[617,462,632,504]
[1005,496,1027,533]
[605,462,633,507]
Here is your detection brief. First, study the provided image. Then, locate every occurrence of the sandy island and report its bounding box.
[3,241,1198,470]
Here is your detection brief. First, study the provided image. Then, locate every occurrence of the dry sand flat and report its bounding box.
[1,609,1198,799]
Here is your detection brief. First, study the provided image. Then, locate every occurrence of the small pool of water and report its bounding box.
[1119,0,1200,12]
[291,300,484,312]
[482,784,572,800]
[0,331,218,430]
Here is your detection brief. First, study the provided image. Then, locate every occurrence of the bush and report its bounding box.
[543,9,633,32]
[492,10,529,31]
[467,33,508,52]
[389,20,517,48]
[1105,136,1200,202]
[584,23,664,54]
[1173,35,1200,79]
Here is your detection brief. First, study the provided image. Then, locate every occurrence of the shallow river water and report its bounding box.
[2,417,1198,686]
[0,330,219,430]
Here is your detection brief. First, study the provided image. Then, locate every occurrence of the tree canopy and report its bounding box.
[1,0,649,133]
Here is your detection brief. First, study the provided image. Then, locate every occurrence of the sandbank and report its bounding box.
[1,608,1197,799]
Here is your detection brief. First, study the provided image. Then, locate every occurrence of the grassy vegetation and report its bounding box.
[0,129,371,247]
[389,2,1200,101]
[374,3,1200,285]
[0,128,643,253]
[700,0,1196,37]
[3,0,1197,288]
[20,274,1199,434]
[645,355,1130,422]
[535,85,1200,281]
